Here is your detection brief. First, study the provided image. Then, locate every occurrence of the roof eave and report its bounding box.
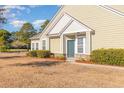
[29,37,40,40]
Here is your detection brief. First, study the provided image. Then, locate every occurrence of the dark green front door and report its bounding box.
[67,40,75,58]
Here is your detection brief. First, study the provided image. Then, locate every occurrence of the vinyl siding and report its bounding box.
[35,5,124,53]
[31,40,41,50]
[58,5,124,50]
[50,38,61,53]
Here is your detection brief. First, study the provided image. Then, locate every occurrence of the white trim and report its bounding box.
[47,13,72,35]
[34,43,36,50]
[47,37,50,50]
[36,43,39,50]
[42,39,46,50]
[34,6,64,40]
[75,34,77,54]
[65,34,87,58]
[85,31,91,55]
[47,12,93,37]
[47,13,65,35]
[99,5,124,17]
[76,35,86,54]
[65,12,94,31]
[32,43,34,50]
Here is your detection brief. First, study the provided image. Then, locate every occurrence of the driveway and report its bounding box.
[0,52,124,88]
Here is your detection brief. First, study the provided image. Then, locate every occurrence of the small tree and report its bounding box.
[0,29,11,51]
[40,20,49,30]
[11,40,27,49]
[13,22,36,49]
[0,29,11,46]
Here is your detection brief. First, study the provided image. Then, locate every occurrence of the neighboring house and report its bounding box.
[30,5,124,60]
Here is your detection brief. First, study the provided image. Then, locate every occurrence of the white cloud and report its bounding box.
[16,10,22,15]
[3,5,33,17]
[26,8,31,14]
[2,5,26,21]
[32,19,46,28]
[57,5,61,7]
[3,5,26,10]
[29,5,40,8]
[10,13,16,18]
[10,20,26,28]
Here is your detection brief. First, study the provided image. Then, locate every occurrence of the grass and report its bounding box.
[0,53,124,87]
[8,49,28,52]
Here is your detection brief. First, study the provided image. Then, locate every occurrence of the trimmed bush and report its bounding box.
[37,50,50,58]
[91,48,124,66]
[54,54,65,60]
[0,46,9,52]
[27,50,50,58]
[27,50,37,57]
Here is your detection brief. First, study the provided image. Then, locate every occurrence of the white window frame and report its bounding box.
[36,43,39,50]
[32,43,34,50]
[76,36,86,54]
[42,40,46,50]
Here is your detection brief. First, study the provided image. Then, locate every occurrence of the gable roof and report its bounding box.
[30,5,124,40]
[47,13,94,37]
[30,32,42,40]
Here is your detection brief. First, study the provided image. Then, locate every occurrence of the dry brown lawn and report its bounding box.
[0,52,124,88]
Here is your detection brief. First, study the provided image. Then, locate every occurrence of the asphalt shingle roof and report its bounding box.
[30,32,42,40]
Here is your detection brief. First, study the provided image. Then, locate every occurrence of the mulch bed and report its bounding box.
[45,58,66,62]
[76,60,94,64]
[27,57,66,62]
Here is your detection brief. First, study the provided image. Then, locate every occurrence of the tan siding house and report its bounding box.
[30,5,124,60]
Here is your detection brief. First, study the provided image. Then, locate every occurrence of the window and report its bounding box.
[42,40,46,50]
[36,43,39,50]
[32,43,34,50]
[77,37,84,53]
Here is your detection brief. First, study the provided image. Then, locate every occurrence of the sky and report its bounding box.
[0,5,60,32]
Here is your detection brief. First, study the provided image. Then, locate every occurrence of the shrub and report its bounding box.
[27,50,50,58]
[91,48,124,66]
[11,40,27,49]
[50,53,54,58]
[0,46,9,52]
[78,57,85,62]
[27,50,37,57]
[54,54,65,60]
[37,50,50,58]
[77,55,91,62]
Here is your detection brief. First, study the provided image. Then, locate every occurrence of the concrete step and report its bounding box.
[66,58,75,62]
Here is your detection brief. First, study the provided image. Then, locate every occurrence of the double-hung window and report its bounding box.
[32,43,34,50]
[42,40,46,50]
[36,43,39,50]
[77,37,84,53]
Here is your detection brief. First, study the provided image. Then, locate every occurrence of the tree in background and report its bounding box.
[0,29,11,46]
[0,8,7,29]
[40,20,49,31]
[11,23,36,49]
[19,23,36,47]
[11,40,27,49]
